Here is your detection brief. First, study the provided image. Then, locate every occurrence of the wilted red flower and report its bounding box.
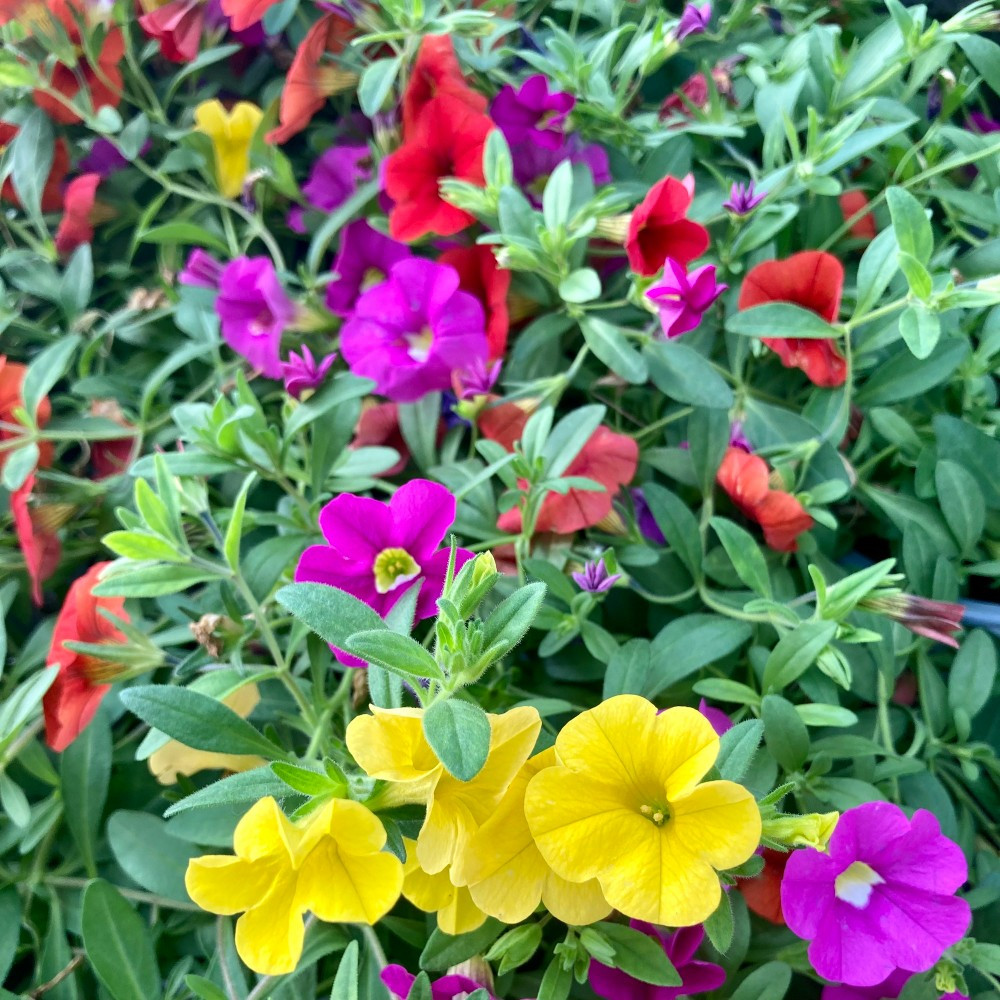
[266,11,356,145]
[839,190,877,241]
[626,175,709,276]
[738,849,788,925]
[219,0,277,30]
[861,593,964,648]
[738,250,847,388]
[89,399,138,479]
[439,244,511,359]
[31,0,124,125]
[402,34,488,132]
[0,123,69,211]
[54,174,101,256]
[716,446,813,553]
[139,0,205,62]
[659,72,710,118]
[42,562,130,751]
[350,400,410,477]
[10,474,63,606]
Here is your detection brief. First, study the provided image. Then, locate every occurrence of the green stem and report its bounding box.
[47,877,201,911]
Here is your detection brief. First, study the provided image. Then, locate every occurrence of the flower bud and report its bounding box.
[762,811,839,850]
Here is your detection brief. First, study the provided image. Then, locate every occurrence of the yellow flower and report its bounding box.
[149,685,263,785]
[185,796,403,975]
[194,99,263,198]
[453,748,611,926]
[346,705,541,875]
[401,838,487,935]
[523,695,761,926]
[762,811,839,849]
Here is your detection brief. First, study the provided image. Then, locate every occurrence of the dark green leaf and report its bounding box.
[726,303,840,339]
[604,639,652,698]
[762,694,810,771]
[481,582,546,657]
[762,622,838,692]
[687,408,730,498]
[703,892,734,953]
[579,316,648,383]
[163,765,293,817]
[886,186,932,263]
[419,919,503,970]
[729,961,792,1000]
[717,719,764,782]
[330,940,359,1000]
[10,109,53,224]
[646,340,733,408]
[0,887,20,984]
[641,483,703,580]
[935,460,985,553]
[648,616,752,697]
[21,336,81,424]
[61,708,111,878]
[949,630,997,721]
[711,517,772,597]
[345,630,444,682]
[107,811,198,901]
[422,699,492,781]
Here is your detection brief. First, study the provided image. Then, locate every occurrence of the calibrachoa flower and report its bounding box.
[215,256,295,378]
[860,593,964,647]
[589,923,726,1000]
[401,34,488,132]
[194,99,263,198]
[290,145,371,232]
[324,220,412,316]
[350,400,411,476]
[723,180,765,215]
[78,137,150,177]
[280,346,336,399]
[524,695,761,924]
[675,2,712,40]
[453,357,502,400]
[572,558,621,592]
[738,250,847,388]
[41,563,129,751]
[739,847,788,925]
[88,399,138,479]
[627,176,710,276]
[220,0,275,30]
[821,970,911,1000]
[698,697,732,736]
[401,838,488,935]
[840,190,878,241]
[632,487,667,544]
[139,0,205,62]
[647,259,727,338]
[179,248,225,289]
[295,479,471,621]
[491,73,575,150]
[0,124,69,211]
[781,801,971,987]
[185,797,403,975]
[439,244,512,359]
[382,966,491,1000]
[54,174,102,256]
[339,259,489,402]
[346,704,541,874]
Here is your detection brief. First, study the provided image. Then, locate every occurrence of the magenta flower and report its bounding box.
[781,802,971,988]
[698,698,732,736]
[382,966,492,1000]
[647,259,728,339]
[339,258,488,403]
[492,74,575,150]
[294,479,472,621]
[454,357,501,399]
[289,145,371,233]
[723,181,765,215]
[513,133,610,199]
[215,257,296,378]
[281,346,336,399]
[572,558,621,593]
[589,923,725,1000]
[729,420,752,453]
[179,248,224,290]
[676,2,712,40]
[324,220,411,316]
[632,488,666,545]
[821,970,911,1000]
[78,137,151,176]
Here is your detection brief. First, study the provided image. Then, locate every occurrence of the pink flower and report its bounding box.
[179,248,224,289]
[324,219,411,317]
[676,2,711,40]
[723,180,764,215]
[647,259,727,338]
[289,144,371,232]
[491,73,575,150]
[280,346,336,399]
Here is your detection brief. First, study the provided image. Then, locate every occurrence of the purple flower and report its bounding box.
[512,132,610,202]
[454,357,501,399]
[968,110,1000,134]
[339,258,489,403]
[821,969,911,1000]
[492,74,575,150]
[294,479,472,621]
[572,558,621,593]
[289,145,371,233]
[215,256,296,379]
[723,181,765,215]
[179,248,224,290]
[324,220,411,316]
[382,966,492,1000]
[729,420,752,452]
[78,137,151,176]
[632,488,666,545]
[281,345,336,399]
[698,698,732,736]
[647,259,728,339]
[589,923,725,1000]
[676,2,711,40]
[781,802,971,988]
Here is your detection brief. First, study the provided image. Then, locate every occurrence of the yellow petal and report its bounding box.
[415,792,476,876]
[227,101,263,142]
[233,796,296,861]
[437,884,488,935]
[235,882,304,975]
[669,780,762,869]
[298,798,388,860]
[185,855,280,915]
[651,706,721,798]
[193,99,227,139]
[401,841,486,935]
[297,839,403,924]
[541,873,612,927]
[346,707,441,783]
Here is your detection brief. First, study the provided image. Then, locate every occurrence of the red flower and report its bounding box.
[439,244,511,359]
[139,0,204,62]
[384,93,494,242]
[716,447,813,553]
[626,175,709,276]
[32,0,124,125]
[659,73,710,118]
[0,123,69,211]
[839,190,877,241]
[351,401,409,477]
[737,250,847,388]
[42,562,129,751]
[89,399,138,479]
[266,11,356,145]
[219,0,277,30]
[54,174,101,256]
[738,849,788,925]
[401,35,487,133]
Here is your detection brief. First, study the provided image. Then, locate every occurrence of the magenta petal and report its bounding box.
[869,810,967,894]
[877,884,971,973]
[676,959,726,995]
[293,548,381,606]
[389,480,458,558]
[781,847,839,938]
[664,924,704,966]
[808,902,897,988]
[318,493,395,561]
[826,802,911,866]
[589,959,653,1000]
[381,966,415,1000]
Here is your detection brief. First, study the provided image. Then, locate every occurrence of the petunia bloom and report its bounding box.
[839,191,877,241]
[0,124,69,211]
[453,358,502,400]
[382,965,491,1000]
[632,487,667,544]
[179,248,225,289]
[186,797,403,975]
[647,258,727,338]
[821,970,911,1000]
[41,563,129,751]
[339,258,489,402]
[438,244,511,359]
[280,346,336,399]
[139,0,205,62]
[723,180,765,215]
[716,446,813,553]
[737,250,847,387]
[675,2,712,40]
[194,99,263,198]
[295,478,471,622]
[290,145,371,232]
[78,137,150,177]
[54,174,102,256]
[346,704,541,875]
[698,698,732,736]
[781,801,971,987]
[589,922,726,1000]
[491,74,575,150]
[739,847,789,925]
[626,176,710,276]
[219,0,276,30]
[401,838,488,935]
[350,400,410,477]
[324,220,412,316]
[524,695,761,925]
[215,256,295,378]
[401,34,488,133]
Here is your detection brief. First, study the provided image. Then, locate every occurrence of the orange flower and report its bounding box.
[0,123,69,212]
[54,174,101,256]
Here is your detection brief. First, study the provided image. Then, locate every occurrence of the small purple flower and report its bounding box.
[698,698,732,736]
[179,248,224,290]
[78,137,151,177]
[281,346,336,399]
[676,2,712,41]
[339,258,489,403]
[382,965,492,1000]
[647,259,728,339]
[215,256,296,379]
[729,420,752,453]
[492,74,575,150]
[571,558,621,593]
[723,180,765,215]
[454,357,501,399]
[289,145,371,233]
[512,132,610,203]
[589,923,725,1000]
[782,802,971,988]
[968,110,1000,134]
[632,488,666,545]
[324,219,411,316]
[926,81,942,121]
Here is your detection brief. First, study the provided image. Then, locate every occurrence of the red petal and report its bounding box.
[738,250,844,323]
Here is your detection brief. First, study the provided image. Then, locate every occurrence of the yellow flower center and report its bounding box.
[834,861,884,909]
[373,547,421,594]
[639,803,670,826]
[361,267,385,291]
[404,326,434,363]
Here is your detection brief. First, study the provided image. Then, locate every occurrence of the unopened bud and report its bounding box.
[762,811,839,850]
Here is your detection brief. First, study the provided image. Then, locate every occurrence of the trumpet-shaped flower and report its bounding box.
[453,748,611,925]
[626,175,709,277]
[280,346,336,399]
[401,839,487,935]
[194,99,264,198]
[185,796,403,975]
[646,258,727,338]
[324,220,412,317]
[346,705,541,874]
[382,965,493,1000]
[523,695,761,926]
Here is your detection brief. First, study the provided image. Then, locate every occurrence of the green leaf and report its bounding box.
[480,582,546,658]
[102,531,185,562]
[284,372,373,437]
[762,621,838,692]
[886,186,932,263]
[184,976,228,1000]
[224,472,256,570]
[857,339,968,406]
[345,630,444,682]
[717,719,764,782]
[398,392,441,471]
[272,761,344,797]
[594,922,681,986]
[330,940,359,1000]
[21,335,81,424]
[357,56,400,117]
[854,227,900,317]
[648,616,753,697]
[762,694,810,771]
[10,109,53,225]
[604,638,652,698]
[949,630,997,721]
[897,252,932,301]
[0,771,28,827]
[0,887,20,984]
[934,414,1000,508]
[898,303,940,358]
[641,483,703,580]
[423,698,492,780]
[419,919,503,970]
[579,316,648,383]
[81,880,162,1000]
[958,34,1000,98]
[0,442,39,492]
[559,267,601,304]
[729,961,792,1000]
[276,582,387,649]
[687,407,730,498]
[60,708,111,878]
[537,957,573,1000]
[138,221,230,255]
[60,244,94,315]
[703,892,734,953]
[646,339,733,408]
[542,405,606,479]
[935,459,985,554]
[726,303,841,339]
[107,811,198,902]
[163,765,293,817]
[406,973,433,1000]
[542,159,573,229]
[119,685,284,759]
[36,900,78,1000]
[91,563,221,597]
[711,517,772,597]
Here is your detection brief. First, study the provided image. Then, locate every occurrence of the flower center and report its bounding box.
[404,326,434,363]
[248,307,274,336]
[834,861,885,909]
[361,267,385,291]
[639,803,670,826]
[373,547,421,594]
